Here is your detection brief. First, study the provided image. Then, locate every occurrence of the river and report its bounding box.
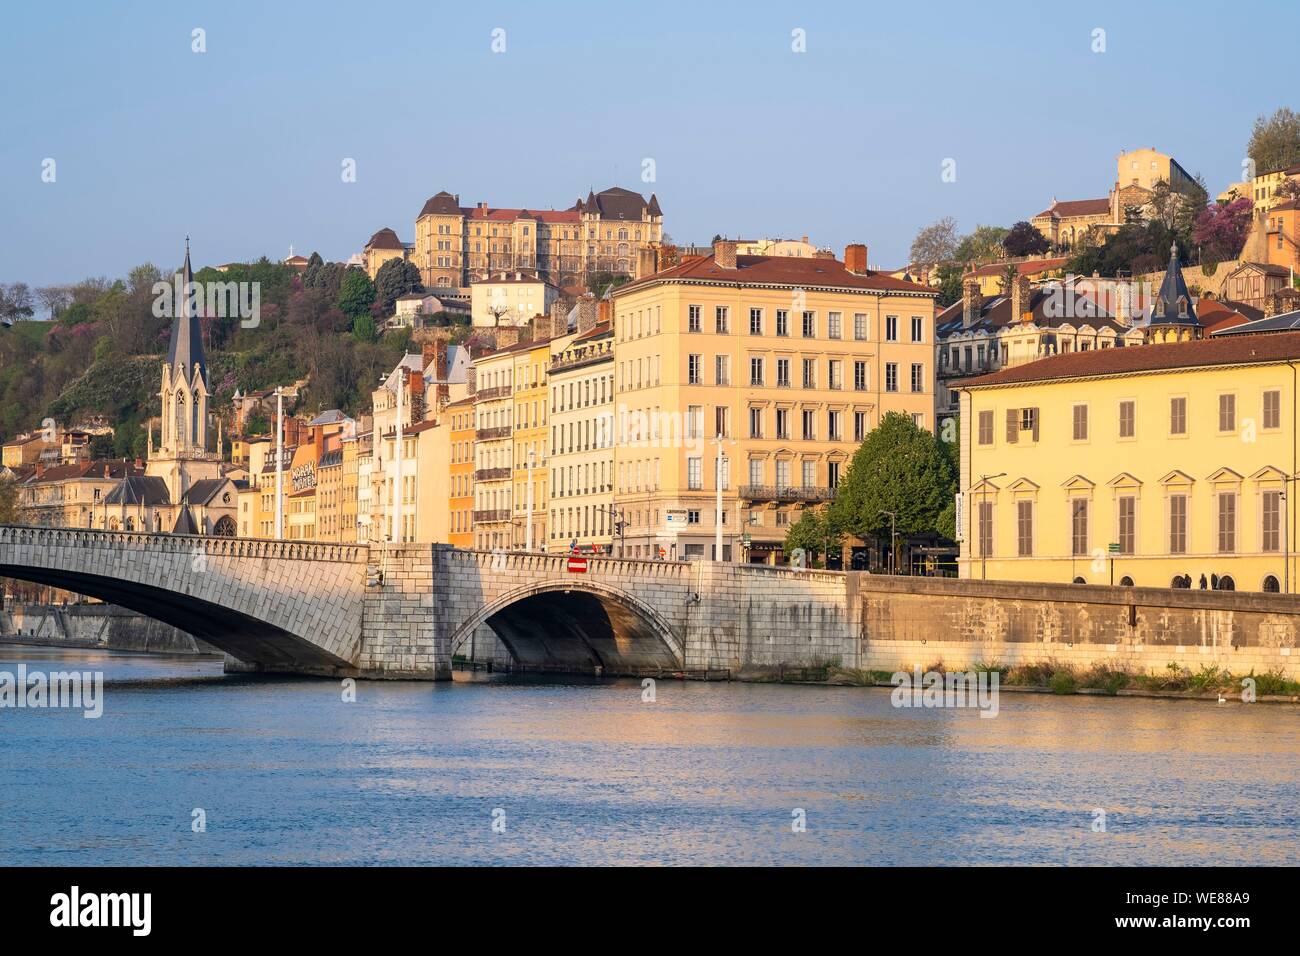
[0,645,1296,866]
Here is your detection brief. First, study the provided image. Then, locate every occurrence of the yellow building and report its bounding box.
[363,227,409,279]
[512,316,570,549]
[471,342,517,550]
[609,240,938,563]
[412,187,663,291]
[411,419,451,543]
[446,397,476,548]
[547,312,615,553]
[956,332,1300,593]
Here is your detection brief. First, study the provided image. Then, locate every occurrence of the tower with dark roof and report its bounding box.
[1147,242,1204,344]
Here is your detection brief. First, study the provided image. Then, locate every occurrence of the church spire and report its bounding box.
[167,236,208,386]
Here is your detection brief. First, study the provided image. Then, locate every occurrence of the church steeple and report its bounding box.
[167,236,207,387]
[1146,241,1203,343]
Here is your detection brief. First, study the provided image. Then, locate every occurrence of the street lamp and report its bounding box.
[525,447,535,552]
[972,472,1006,580]
[711,436,736,562]
[878,510,897,574]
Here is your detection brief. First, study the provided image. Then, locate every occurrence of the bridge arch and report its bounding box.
[450,579,684,672]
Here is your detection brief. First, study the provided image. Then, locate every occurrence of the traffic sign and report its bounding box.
[1107,543,1120,555]
[567,556,588,573]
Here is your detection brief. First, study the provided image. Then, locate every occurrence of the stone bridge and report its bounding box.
[3,526,1298,681]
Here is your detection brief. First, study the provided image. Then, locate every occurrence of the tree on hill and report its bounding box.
[828,412,957,542]
[934,262,965,308]
[0,474,17,524]
[1194,197,1254,264]
[909,216,959,269]
[1002,221,1050,257]
[337,269,376,322]
[1248,108,1300,174]
[953,225,1010,266]
[374,258,423,314]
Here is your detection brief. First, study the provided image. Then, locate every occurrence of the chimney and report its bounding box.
[814,249,835,259]
[637,245,659,279]
[962,276,983,328]
[577,294,599,335]
[713,238,737,269]
[531,312,552,342]
[495,326,521,349]
[844,243,868,275]
[597,297,612,329]
[466,365,477,396]
[1010,271,1030,322]
[550,299,570,335]
[1114,282,1132,326]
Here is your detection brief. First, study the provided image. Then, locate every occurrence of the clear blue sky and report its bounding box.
[2,0,1296,289]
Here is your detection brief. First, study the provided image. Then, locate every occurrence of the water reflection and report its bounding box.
[0,645,1295,866]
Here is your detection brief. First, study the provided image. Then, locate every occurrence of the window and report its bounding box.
[1169,494,1187,554]
[749,459,763,486]
[828,460,841,488]
[910,363,924,393]
[854,411,868,442]
[853,313,868,340]
[886,315,898,341]
[776,310,789,337]
[687,509,700,524]
[802,358,815,388]
[776,459,790,489]
[714,405,729,438]
[801,409,815,440]
[749,308,763,335]
[1217,492,1237,552]
[978,410,994,445]
[1263,489,1281,552]
[802,460,816,488]
[1017,500,1033,556]
[829,360,842,390]
[1072,404,1088,441]
[1117,496,1136,554]
[715,306,729,333]
[854,361,867,391]
[777,358,791,387]
[1071,499,1089,556]
[1170,396,1187,435]
[802,311,815,337]
[750,357,764,386]
[828,410,841,440]
[1118,400,1135,439]
[715,355,729,386]
[686,405,703,439]
[885,363,898,392]
[828,312,842,339]
[749,407,763,439]
[1264,389,1281,429]
[911,316,923,343]
[977,500,993,558]
[1218,393,1236,433]
[688,457,702,490]
[688,305,701,333]
[688,354,701,384]
[776,408,789,439]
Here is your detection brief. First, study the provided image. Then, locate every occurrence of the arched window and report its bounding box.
[1119,575,1134,587]
[1072,576,1086,584]
[1263,574,1280,593]
[174,390,186,448]
[213,516,236,537]
[125,517,134,531]
[192,390,201,446]
[1217,575,1236,591]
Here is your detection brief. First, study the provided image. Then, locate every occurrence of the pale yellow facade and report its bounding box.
[609,245,937,563]
[511,334,569,549]
[472,348,516,550]
[413,420,451,544]
[547,324,616,553]
[958,338,1300,592]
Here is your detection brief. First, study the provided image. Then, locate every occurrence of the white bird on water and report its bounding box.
[1217,693,1227,704]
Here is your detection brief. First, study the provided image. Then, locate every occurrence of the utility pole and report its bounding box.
[393,366,404,544]
[525,448,535,552]
[274,386,284,540]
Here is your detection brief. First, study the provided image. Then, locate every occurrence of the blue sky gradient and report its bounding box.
[2,0,1296,287]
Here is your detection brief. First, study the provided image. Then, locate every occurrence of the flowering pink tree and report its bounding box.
[1193,197,1254,262]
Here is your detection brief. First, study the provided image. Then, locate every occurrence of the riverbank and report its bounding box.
[741,659,1300,703]
[0,603,218,655]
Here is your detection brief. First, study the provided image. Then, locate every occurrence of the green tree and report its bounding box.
[783,506,843,567]
[337,269,376,320]
[0,474,16,524]
[953,225,1009,266]
[909,216,959,268]
[352,312,377,343]
[829,412,957,540]
[1002,221,1050,257]
[934,262,965,308]
[88,433,115,459]
[373,258,424,314]
[1248,108,1300,174]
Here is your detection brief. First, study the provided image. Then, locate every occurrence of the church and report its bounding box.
[102,241,239,535]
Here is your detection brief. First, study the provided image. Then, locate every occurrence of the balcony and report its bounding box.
[474,386,511,402]
[473,509,511,524]
[740,485,835,503]
[476,427,510,441]
[474,467,511,481]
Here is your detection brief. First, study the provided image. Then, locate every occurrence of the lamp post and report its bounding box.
[274,386,284,540]
[525,447,535,552]
[879,510,897,574]
[973,471,1006,581]
[711,435,735,562]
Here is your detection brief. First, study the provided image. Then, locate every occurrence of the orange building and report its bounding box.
[446,396,475,548]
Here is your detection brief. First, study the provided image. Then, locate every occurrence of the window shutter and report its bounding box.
[1031,407,1040,442]
[1005,409,1018,443]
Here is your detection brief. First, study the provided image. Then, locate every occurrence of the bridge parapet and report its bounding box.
[0,526,367,564]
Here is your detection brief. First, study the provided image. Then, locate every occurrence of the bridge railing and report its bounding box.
[0,525,367,564]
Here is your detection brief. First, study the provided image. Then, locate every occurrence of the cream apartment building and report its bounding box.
[609,241,938,563]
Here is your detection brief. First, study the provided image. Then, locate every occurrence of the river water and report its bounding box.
[0,645,1296,866]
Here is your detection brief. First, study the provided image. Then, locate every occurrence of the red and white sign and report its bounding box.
[567,556,588,573]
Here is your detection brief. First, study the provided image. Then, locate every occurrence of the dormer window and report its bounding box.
[1177,296,1188,317]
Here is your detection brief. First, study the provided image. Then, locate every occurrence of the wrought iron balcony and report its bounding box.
[474,386,511,402]
[475,427,510,441]
[474,467,511,481]
[472,509,511,524]
[740,484,835,502]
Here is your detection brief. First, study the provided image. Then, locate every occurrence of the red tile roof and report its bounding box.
[958,331,1300,389]
[1035,198,1111,219]
[366,228,404,250]
[615,253,936,296]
